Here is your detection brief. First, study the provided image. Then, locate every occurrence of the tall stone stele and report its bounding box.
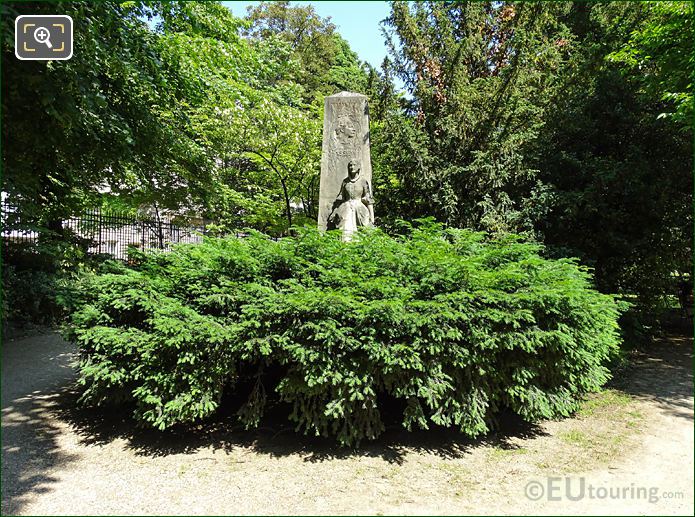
[318,91,374,241]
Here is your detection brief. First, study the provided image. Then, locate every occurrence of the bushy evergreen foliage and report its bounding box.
[64,222,624,445]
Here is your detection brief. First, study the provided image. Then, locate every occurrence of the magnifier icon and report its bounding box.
[33,26,52,49]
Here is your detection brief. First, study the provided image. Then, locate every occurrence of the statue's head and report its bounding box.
[347,159,361,178]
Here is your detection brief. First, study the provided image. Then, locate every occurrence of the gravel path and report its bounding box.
[2,328,693,515]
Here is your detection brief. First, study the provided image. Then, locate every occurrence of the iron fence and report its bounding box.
[1,203,210,261]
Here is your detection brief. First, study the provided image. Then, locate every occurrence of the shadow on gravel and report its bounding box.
[611,331,694,422]
[55,386,548,465]
[1,333,79,516]
[1,387,81,516]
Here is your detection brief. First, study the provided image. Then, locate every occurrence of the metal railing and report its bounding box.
[1,203,209,261]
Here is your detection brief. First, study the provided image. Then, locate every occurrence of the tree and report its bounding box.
[154,0,312,234]
[375,1,571,233]
[154,2,323,235]
[1,1,209,234]
[244,1,370,101]
[608,1,693,130]
[532,2,693,311]
[197,98,321,234]
[2,0,319,238]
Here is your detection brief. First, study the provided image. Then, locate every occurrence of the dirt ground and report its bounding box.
[1,327,693,515]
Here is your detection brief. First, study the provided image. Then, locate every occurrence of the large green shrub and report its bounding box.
[63,222,624,445]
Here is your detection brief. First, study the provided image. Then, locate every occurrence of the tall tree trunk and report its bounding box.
[281,179,292,233]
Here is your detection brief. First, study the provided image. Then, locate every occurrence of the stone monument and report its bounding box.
[318,91,374,241]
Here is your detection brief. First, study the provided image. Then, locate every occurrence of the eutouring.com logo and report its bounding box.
[524,477,685,504]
